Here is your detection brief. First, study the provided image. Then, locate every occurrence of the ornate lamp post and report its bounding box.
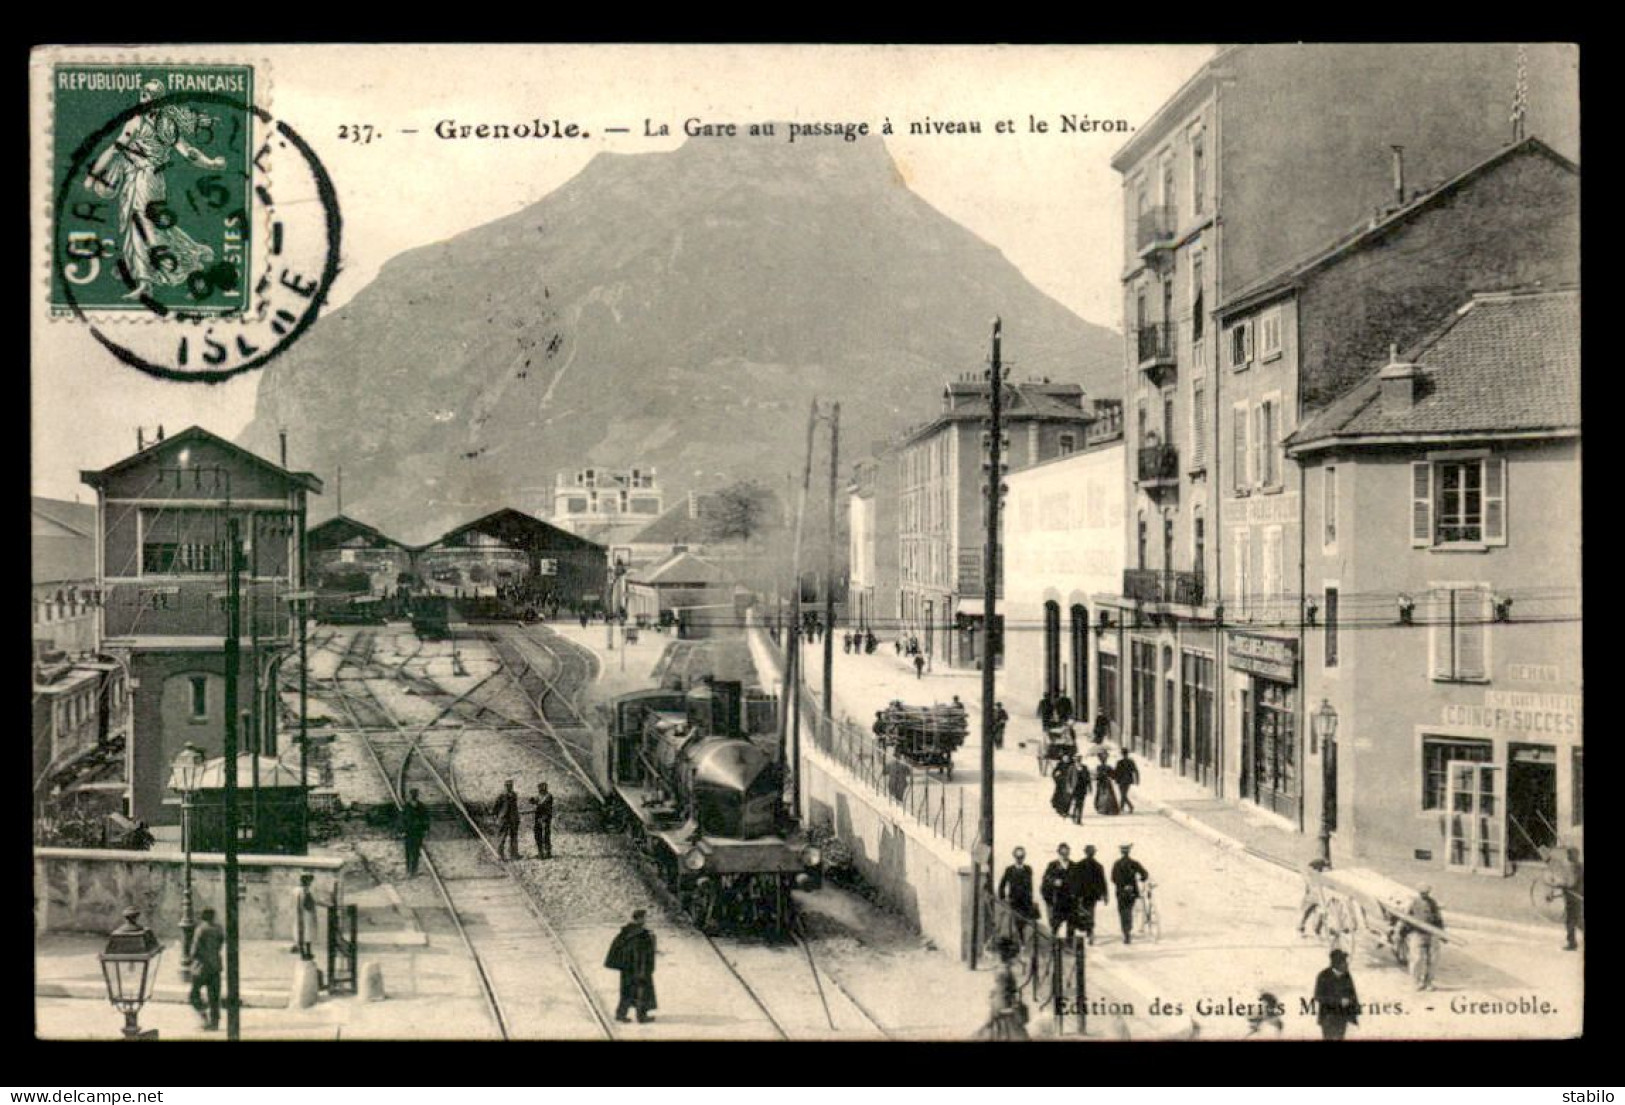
[168,742,207,978]
[99,908,164,1040]
[1312,699,1339,866]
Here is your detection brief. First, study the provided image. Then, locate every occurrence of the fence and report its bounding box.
[982,894,1092,1036]
[766,629,971,851]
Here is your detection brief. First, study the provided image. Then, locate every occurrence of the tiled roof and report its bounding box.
[1288,289,1578,449]
[1219,139,1578,317]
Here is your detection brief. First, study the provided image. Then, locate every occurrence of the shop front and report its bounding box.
[1230,631,1301,823]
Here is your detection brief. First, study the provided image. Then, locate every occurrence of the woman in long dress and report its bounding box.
[1093,752,1120,816]
[978,938,1029,1040]
[84,80,226,299]
[1050,755,1073,817]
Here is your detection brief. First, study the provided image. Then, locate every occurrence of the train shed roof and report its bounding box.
[307,514,410,552]
[423,507,607,555]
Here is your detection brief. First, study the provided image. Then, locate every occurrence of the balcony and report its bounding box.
[1135,322,1177,383]
[1123,568,1205,609]
[1137,443,1180,490]
[1135,205,1177,257]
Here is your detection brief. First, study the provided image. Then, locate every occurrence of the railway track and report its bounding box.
[322,655,617,1041]
[482,622,888,1040]
[309,621,887,1040]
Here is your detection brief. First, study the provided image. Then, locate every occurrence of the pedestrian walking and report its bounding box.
[1313,948,1361,1040]
[1066,756,1090,823]
[1038,692,1056,730]
[1070,843,1109,944]
[189,906,224,1030]
[493,779,521,860]
[1040,843,1078,938]
[605,908,658,1023]
[1093,753,1120,816]
[1050,755,1074,818]
[992,701,1009,750]
[1110,843,1149,943]
[1554,845,1584,950]
[1403,884,1444,991]
[842,632,852,654]
[997,846,1039,943]
[865,630,878,654]
[1055,693,1074,727]
[976,937,1030,1040]
[402,788,430,876]
[1114,749,1140,813]
[894,638,902,656]
[1296,857,1333,937]
[1092,709,1109,745]
[913,653,925,680]
[532,782,555,859]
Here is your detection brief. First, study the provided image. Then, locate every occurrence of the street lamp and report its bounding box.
[1312,699,1339,865]
[99,908,164,1040]
[169,742,207,978]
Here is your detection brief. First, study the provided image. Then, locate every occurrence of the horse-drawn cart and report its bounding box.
[1035,723,1079,775]
[872,701,969,778]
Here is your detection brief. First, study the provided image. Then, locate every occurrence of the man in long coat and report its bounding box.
[1067,756,1091,823]
[402,788,430,876]
[532,782,555,860]
[606,908,658,1023]
[1069,844,1110,944]
[494,779,521,860]
[1040,844,1078,938]
[997,846,1039,942]
[1114,750,1141,813]
[1313,948,1361,1040]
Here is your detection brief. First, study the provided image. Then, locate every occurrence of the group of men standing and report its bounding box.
[398,777,557,875]
[842,630,878,654]
[997,842,1152,946]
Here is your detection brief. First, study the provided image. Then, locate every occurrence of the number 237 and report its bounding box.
[337,124,376,144]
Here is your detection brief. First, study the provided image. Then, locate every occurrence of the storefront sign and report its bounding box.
[1223,492,1299,525]
[957,550,982,592]
[1442,691,1581,737]
[1505,664,1562,685]
[1227,632,1298,683]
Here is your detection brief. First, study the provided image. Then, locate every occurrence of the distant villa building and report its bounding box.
[552,466,664,544]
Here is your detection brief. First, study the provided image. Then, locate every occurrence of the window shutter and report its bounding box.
[1254,404,1266,488]
[1193,382,1207,467]
[1232,405,1248,491]
[1484,457,1507,545]
[1428,588,1448,679]
[1411,461,1433,547]
[1457,589,1489,680]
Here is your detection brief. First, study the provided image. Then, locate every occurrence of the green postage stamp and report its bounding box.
[52,63,255,315]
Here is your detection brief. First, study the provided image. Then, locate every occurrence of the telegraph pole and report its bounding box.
[822,402,841,749]
[779,398,820,820]
[980,320,1003,913]
[223,516,243,1041]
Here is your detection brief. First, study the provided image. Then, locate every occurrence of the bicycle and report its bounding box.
[1528,846,1575,924]
[1135,880,1161,942]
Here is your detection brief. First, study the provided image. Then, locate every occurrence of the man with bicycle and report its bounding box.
[1111,843,1150,944]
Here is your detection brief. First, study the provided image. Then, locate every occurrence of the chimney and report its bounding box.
[688,490,698,519]
[137,427,145,451]
[156,424,165,442]
[279,429,288,468]
[1378,343,1424,414]
[1390,145,1406,207]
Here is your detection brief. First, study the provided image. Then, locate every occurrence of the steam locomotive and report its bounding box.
[601,681,820,932]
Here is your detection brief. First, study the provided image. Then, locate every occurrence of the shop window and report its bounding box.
[1422,737,1493,811]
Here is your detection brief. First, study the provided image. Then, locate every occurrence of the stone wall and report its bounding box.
[34,848,346,941]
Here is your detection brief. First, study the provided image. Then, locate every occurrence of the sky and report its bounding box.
[30,44,1219,501]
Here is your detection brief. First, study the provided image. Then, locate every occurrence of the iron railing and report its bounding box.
[1123,568,1205,607]
[1135,205,1176,252]
[1137,444,1180,483]
[1136,322,1176,366]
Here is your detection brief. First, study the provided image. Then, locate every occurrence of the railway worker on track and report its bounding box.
[532,782,555,860]
[605,908,658,1024]
[493,779,522,861]
[402,789,430,876]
